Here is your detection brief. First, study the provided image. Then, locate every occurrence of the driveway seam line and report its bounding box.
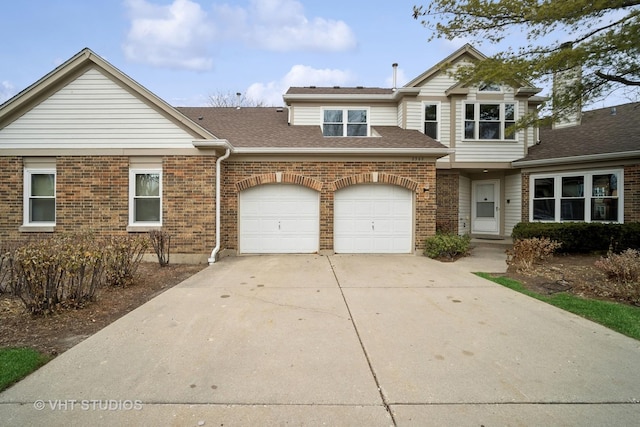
[327,256,398,427]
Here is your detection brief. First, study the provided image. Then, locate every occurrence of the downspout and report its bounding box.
[208,147,231,264]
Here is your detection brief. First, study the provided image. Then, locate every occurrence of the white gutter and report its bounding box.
[513,150,640,167]
[208,146,232,264]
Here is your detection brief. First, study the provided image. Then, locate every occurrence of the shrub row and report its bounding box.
[511,222,640,253]
[1,234,148,314]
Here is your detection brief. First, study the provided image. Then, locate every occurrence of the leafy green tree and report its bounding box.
[413,0,640,125]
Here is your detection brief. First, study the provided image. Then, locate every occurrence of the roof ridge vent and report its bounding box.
[333,85,340,89]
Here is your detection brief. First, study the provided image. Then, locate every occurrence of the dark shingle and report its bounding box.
[521,102,640,162]
[178,107,445,149]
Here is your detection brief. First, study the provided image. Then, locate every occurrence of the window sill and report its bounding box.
[127,225,162,233]
[19,225,55,233]
[462,139,518,143]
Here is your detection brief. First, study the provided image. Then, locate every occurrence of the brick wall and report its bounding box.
[521,172,530,222]
[0,156,217,256]
[624,163,640,222]
[0,157,23,244]
[435,170,459,233]
[221,160,437,252]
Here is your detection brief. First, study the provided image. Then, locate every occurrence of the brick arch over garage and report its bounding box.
[235,173,324,192]
[330,172,419,192]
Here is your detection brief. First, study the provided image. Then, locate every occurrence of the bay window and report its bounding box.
[464,102,516,140]
[531,170,622,222]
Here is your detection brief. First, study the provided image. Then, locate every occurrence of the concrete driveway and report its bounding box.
[1,249,640,426]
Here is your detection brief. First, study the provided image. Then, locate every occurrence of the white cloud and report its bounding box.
[123,0,216,70]
[0,81,16,104]
[246,64,355,106]
[214,0,357,52]
[385,67,408,88]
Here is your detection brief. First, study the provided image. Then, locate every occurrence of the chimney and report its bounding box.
[392,63,398,91]
[552,43,582,129]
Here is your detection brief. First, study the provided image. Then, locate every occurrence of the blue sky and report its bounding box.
[0,0,631,108]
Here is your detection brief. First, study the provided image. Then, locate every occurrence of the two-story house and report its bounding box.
[3,45,633,263]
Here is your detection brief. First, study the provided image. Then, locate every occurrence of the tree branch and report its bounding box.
[595,71,640,86]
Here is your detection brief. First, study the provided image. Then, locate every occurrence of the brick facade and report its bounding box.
[221,160,437,253]
[435,170,459,233]
[0,156,217,257]
[624,163,640,222]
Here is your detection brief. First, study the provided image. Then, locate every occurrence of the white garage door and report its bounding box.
[334,184,413,253]
[239,184,319,253]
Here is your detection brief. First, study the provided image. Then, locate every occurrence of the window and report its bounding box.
[23,159,56,227]
[531,170,622,223]
[423,103,439,140]
[464,102,516,140]
[322,108,368,137]
[129,162,162,226]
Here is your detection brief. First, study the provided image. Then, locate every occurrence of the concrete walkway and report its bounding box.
[1,246,639,426]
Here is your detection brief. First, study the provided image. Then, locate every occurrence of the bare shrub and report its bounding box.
[149,230,170,266]
[507,237,562,272]
[595,249,640,305]
[103,235,149,287]
[10,234,105,314]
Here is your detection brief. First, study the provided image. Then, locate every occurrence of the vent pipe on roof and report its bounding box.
[236,92,241,109]
[392,63,398,91]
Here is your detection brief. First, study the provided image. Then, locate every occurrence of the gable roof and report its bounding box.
[404,44,486,88]
[178,107,450,155]
[0,48,215,140]
[514,102,640,167]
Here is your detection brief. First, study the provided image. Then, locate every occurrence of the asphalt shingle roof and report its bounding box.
[521,102,640,162]
[178,107,445,149]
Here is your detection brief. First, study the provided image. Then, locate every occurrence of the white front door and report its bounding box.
[239,184,319,253]
[472,179,500,235]
[334,184,413,253]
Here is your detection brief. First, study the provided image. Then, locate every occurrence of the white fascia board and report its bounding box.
[282,88,420,103]
[513,150,640,167]
[232,147,454,157]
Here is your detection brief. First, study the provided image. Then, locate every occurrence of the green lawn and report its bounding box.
[476,272,640,341]
[0,347,50,392]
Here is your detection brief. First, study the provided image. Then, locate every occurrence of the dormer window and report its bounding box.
[323,108,368,137]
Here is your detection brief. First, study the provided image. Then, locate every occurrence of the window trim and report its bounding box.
[422,101,440,141]
[321,107,370,137]
[128,167,163,228]
[529,169,624,223]
[463,101,517,141]
[22,164,56,230]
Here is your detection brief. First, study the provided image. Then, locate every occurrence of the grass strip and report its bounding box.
[476,272,640,341]
[0,347,50,392]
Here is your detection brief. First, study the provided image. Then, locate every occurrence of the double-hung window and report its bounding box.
[464,102,516,140]
[322,108,368,137]
[423,103,439,140]
[23,159,56,228]
[531,170,622,222]
[129,159,162,227]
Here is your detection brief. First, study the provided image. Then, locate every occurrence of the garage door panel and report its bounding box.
[239,185,319,253]
[334,184,413,254]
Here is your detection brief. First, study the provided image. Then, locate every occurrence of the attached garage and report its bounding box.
[239,184,320,253]
[334,184,413,253]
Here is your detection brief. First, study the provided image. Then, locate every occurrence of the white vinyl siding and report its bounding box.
[369,105,398,126]
[458,176,471,235]
[290,105,321,125]
[0,68,195,149]
[504,173,522,236]
[454,99,527,162]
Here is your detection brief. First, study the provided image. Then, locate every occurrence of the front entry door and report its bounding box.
[472,179,500,235]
